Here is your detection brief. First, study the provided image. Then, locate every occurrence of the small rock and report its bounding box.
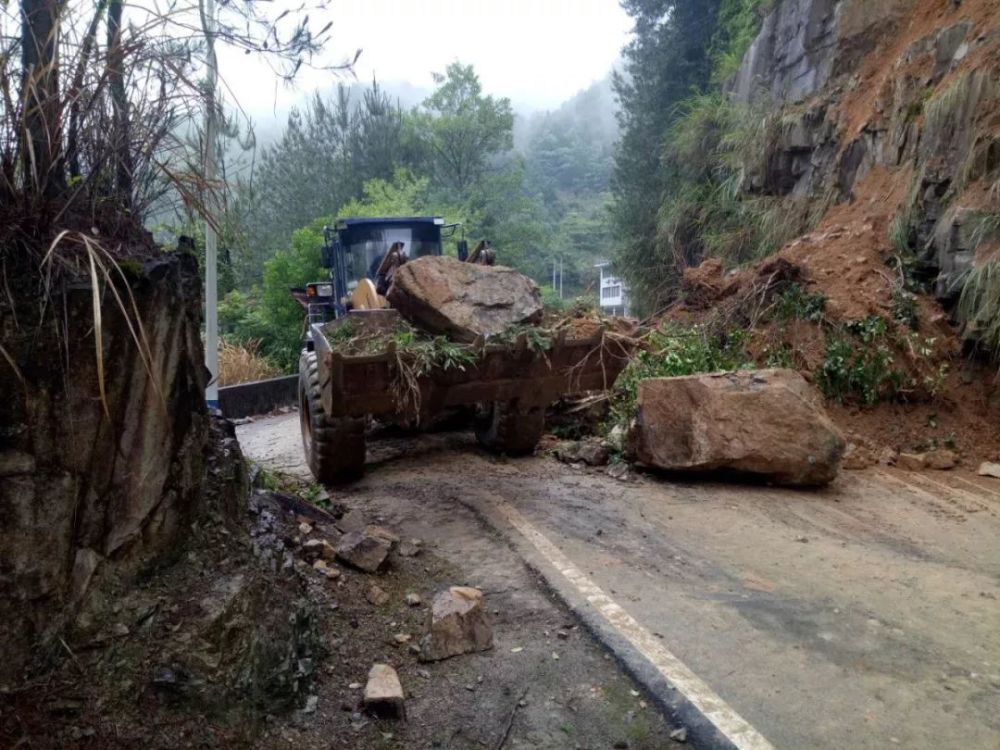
[111,622,130,637]
[399,539,423,557]
[878,447,899,466]
[392,633,412,645]
[363,664,405,719]
[841,443,871,471]
[556,439,609,467]
[897,452,928,471]
[417,669,431,680]
[302,537,338,561]
[405,593,422,607]
[298,521,313,535]
[302,695,318,714]
[366,525,401,545]
[556,630,569,639]
[419,586,494,662]
[348,682,362,690]
[336,529,394,573]
[336,509,367,534]
[670,727,688,742]
[408,643,421,656]
[366,585,390,606]
[607,463,629,480]
[977,461,1000,479]
[926,449,958,470]
[312,559,341,580]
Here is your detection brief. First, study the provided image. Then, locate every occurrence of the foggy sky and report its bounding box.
[217,0,632,119]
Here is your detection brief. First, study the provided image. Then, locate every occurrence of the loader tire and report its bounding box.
[475,401,545,455]
[299,350,365,483]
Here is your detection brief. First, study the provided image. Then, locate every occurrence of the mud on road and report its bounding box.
[239,413,1000,750]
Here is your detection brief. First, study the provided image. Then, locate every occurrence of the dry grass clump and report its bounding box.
[218,338,281,386]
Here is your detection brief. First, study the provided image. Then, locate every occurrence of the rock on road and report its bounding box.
[238,412,1000,750]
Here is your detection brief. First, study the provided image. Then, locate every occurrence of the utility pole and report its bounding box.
[202,0,219,409]
[559,257,564,300]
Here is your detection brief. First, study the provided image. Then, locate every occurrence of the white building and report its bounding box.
[595,261,629,316]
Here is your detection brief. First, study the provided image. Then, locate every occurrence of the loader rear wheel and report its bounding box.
[299,351,365,483]
[475,401,545,455]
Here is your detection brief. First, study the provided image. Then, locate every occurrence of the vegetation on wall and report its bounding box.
[610,0,779,316]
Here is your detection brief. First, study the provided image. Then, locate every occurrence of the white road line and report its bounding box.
[487,494,776,750]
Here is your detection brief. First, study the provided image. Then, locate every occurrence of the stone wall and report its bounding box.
[0,252,210,680]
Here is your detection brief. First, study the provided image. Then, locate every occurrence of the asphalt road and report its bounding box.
[238,413,1000,750]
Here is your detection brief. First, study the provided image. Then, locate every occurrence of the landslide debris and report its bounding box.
[628,369,846,486]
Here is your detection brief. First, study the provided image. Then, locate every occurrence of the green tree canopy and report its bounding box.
[411,62,515,192]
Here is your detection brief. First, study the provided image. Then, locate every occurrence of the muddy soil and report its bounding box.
[239,413,1000,750]
[0,427,680,750]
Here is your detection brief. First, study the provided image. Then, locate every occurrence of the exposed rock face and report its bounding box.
[0,253,210,681]
[628,369,845,486]
[730,0,842,105]
[728,0,1000,339]
[419,586,493,662]
[387,256,543,342]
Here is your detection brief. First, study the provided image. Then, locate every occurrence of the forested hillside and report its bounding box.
[202,65,618,370]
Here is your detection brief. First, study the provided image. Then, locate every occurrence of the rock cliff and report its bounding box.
[0,252,211,680]
[731,0,1000,319]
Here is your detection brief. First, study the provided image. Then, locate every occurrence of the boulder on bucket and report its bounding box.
[386,256,543,342]
[628,369,845,486]
[418,586,493,662]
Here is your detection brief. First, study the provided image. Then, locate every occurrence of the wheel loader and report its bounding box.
[294,216,633,483]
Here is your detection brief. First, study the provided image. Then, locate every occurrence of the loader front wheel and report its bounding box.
[475,401,545,455]
[299,351,365,483]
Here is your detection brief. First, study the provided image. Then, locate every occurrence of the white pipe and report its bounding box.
[202,0,219,409]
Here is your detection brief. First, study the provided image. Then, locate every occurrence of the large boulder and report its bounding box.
[386,256,543,341]
[628,369,845,486]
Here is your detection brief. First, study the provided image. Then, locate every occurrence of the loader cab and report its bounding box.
[321,217,448,314]
[300,217,464,350]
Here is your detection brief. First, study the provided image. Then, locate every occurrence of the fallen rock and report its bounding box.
[301,538,337,562]
[841,443,872,471]
[336,509,367,534]
[405,592,422,607]
[628,369,844,486]
[898,452,928,471]
[926,449,958,470]
[366,525,401,545]
[978,461,1000,479]
[878,447,899,466]
[556,438,610,467]
[311,559,341,580]
[398,539,423,557]
[362,664,405,719]
[419,586,493,662]
[386,256,543,342]
[366,585,390,606]
[336,529,394,573]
